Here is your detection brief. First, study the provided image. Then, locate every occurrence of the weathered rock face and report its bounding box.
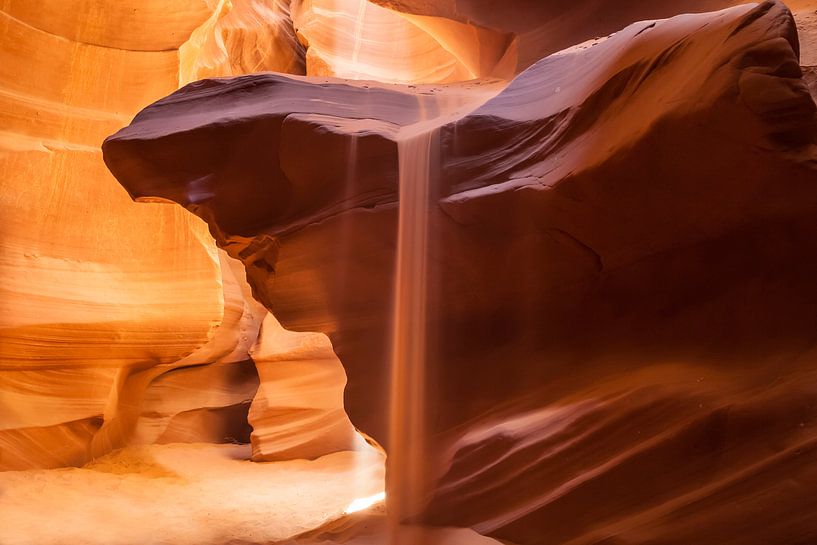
[0,0,230,470]
[105,1,817,543]
[0,0,320,470]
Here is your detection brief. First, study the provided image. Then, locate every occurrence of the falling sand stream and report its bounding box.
[388,124,435,544]
[386,86,503,543]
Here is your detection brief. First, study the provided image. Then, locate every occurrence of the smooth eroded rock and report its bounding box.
[105,2,817,543]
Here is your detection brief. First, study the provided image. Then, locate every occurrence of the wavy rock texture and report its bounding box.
[0,0,320,470]
[86,250,265,458]
[290,0,515,82]
[249,313,368,461]
[0,0,228,470]
[106,2,817,543]
[370,0,752,71]
[180,0,305,86]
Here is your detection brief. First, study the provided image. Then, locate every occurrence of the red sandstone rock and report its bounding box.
[105,2,817,544]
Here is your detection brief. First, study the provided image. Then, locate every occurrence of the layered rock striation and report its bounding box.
[0,0,228,470]
[0,0,323,470]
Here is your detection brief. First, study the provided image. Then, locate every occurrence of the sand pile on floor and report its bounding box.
[0,442,384,545]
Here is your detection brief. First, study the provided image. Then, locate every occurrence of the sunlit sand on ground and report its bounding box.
[0,442,384,545]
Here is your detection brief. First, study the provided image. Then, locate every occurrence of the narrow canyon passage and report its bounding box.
[4,1,817,545]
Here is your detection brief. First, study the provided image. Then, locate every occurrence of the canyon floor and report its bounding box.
[0,443,384,545]
[0,442,503,545]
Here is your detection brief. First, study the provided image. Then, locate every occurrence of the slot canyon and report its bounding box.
[3,0,817,544]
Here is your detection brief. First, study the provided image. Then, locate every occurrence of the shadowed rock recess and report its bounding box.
[104,1,817,543]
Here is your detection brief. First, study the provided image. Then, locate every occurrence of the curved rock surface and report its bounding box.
[105,1,817,543]
[370,0,752,71]
[180,0,305,86]
[291,0,515,83]
[0,0,326,470]
[0,0,231,470]
[248,313,367,461]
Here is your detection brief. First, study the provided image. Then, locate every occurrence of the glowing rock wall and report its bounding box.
[0,0,372,470]
[0,0,228,470]
[291,0,516,82]
[180,0,305,86]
